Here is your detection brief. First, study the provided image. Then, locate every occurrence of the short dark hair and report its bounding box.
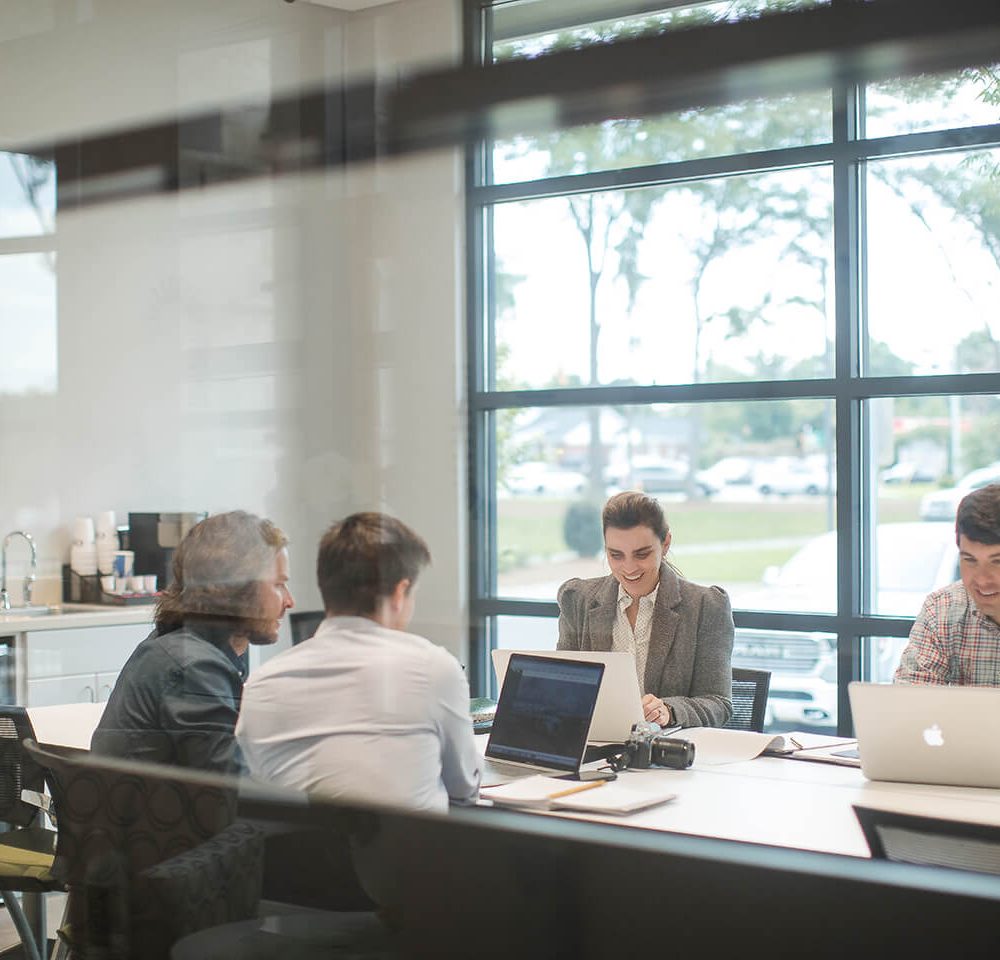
[155,511,288,634]
[317,512,431,616]
[956,483,1000,546]
[602,491,670,542]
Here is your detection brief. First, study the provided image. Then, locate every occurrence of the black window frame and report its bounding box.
[464,0,1000,735]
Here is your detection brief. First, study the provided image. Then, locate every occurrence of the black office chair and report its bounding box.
[24,740,262,960]
[290,610,325,646]
[0,706,65,960]
[854,805,1000,876]
[723,668,771,733]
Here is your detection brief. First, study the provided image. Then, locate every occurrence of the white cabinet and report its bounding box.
[24,622,150,707]
[27,673,101,706]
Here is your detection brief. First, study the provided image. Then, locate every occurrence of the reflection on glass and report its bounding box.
[0,153,55,239]
[492,92,831,184]
[492,168,833,389]
[0,253,58,394]
[865,67,1000,139]
[493,0,829,60]
[494,400,837,612]
[490,2,831,183]
[732,628,837,733]
[866,149,1000,377]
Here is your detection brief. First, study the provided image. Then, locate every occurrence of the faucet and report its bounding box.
[1,531,37,611]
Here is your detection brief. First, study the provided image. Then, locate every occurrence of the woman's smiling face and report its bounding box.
[605,524,670,599]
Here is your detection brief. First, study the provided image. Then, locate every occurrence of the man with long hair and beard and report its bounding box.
[91,510,294,773]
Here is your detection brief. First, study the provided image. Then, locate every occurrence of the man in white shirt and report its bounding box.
[236,511,480,812]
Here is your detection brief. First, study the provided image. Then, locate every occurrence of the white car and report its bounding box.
[919,462,1000,521]
[696,456,757,491]
[731,522,960,730]
[880,461,940,485]
[503,462,587,497]
[756,457,835,497]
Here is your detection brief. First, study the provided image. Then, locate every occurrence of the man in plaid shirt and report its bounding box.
[896,483,1000,685]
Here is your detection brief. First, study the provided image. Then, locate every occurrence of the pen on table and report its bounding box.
[547,780,608,800]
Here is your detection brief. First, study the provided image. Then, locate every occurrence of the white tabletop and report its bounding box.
[28,701,106,750]
[476,736,1000,858]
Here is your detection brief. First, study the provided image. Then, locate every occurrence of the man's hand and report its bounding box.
[641,693,671,726]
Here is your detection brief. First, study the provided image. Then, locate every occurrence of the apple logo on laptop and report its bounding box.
[923,723,945,747]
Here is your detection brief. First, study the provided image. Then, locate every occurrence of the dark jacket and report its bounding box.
[91,621,249,774]
[557,564,734,728]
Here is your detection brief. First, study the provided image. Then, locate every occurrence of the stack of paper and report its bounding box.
[664,727,858,765]
[481,775,677,815]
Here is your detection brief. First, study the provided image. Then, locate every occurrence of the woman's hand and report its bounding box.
[641,694,672,726]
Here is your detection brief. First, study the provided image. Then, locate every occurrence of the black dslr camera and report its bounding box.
[609,722,695,772]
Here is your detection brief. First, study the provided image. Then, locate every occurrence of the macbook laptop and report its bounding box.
[481,654,604,787]
[492,648,644,743]
[850,681,1000,788]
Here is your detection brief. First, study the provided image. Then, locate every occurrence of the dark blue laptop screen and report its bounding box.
[486,654,604,769]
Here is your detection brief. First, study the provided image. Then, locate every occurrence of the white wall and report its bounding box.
[0,0,469,660]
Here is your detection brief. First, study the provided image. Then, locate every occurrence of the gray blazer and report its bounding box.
[556,565,734,728]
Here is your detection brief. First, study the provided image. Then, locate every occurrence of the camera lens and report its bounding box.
[651,738,695,769]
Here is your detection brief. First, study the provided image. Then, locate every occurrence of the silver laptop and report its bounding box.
[492,648,644,743]
[481,654,604,787]
[850,682,1000,788]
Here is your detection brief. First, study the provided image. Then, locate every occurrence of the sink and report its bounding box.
[0,605,58,617]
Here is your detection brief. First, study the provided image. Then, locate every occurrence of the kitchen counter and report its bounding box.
[0,603,155,634]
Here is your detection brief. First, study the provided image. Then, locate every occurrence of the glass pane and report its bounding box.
[492,0,829,56]
[495,400,837,614]
[0,153,55,238]
[492,93,831,184]
[868,396,978,617]
[491,168,834,389]
[867,635,909,685]
[865,149,1000,377]
[491,2,831,183]
[0,253,58,394]
[733,627,837,732]
[865,67,1000,139]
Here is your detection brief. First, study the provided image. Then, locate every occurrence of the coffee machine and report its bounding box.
[128,512,206,589]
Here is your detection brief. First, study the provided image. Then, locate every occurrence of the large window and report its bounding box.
[467,0,1000,734]
[0,153,57,395]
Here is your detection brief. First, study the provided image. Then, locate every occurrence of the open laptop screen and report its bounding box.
[485,654,604,771]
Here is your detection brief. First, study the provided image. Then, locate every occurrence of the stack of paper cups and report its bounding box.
[70,516,97,576]
[95,510,117,576]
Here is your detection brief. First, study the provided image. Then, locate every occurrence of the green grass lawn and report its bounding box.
[497,492,924,580]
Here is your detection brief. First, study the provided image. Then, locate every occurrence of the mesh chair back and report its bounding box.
[0,706,45,828]
[724,668,771,733]
[854,804,1000,875]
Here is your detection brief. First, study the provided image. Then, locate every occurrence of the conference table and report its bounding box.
[27,703,1000,862]
[476,732,1000,859]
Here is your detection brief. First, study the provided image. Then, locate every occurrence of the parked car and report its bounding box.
[919,461,1000,521]
[503,462,587,496]
[756,456,835,497]
[696,456,757,491]
[734,630,838,729]
[607,458,715,498]
[880,461,940,485]
[731,522,960,730]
